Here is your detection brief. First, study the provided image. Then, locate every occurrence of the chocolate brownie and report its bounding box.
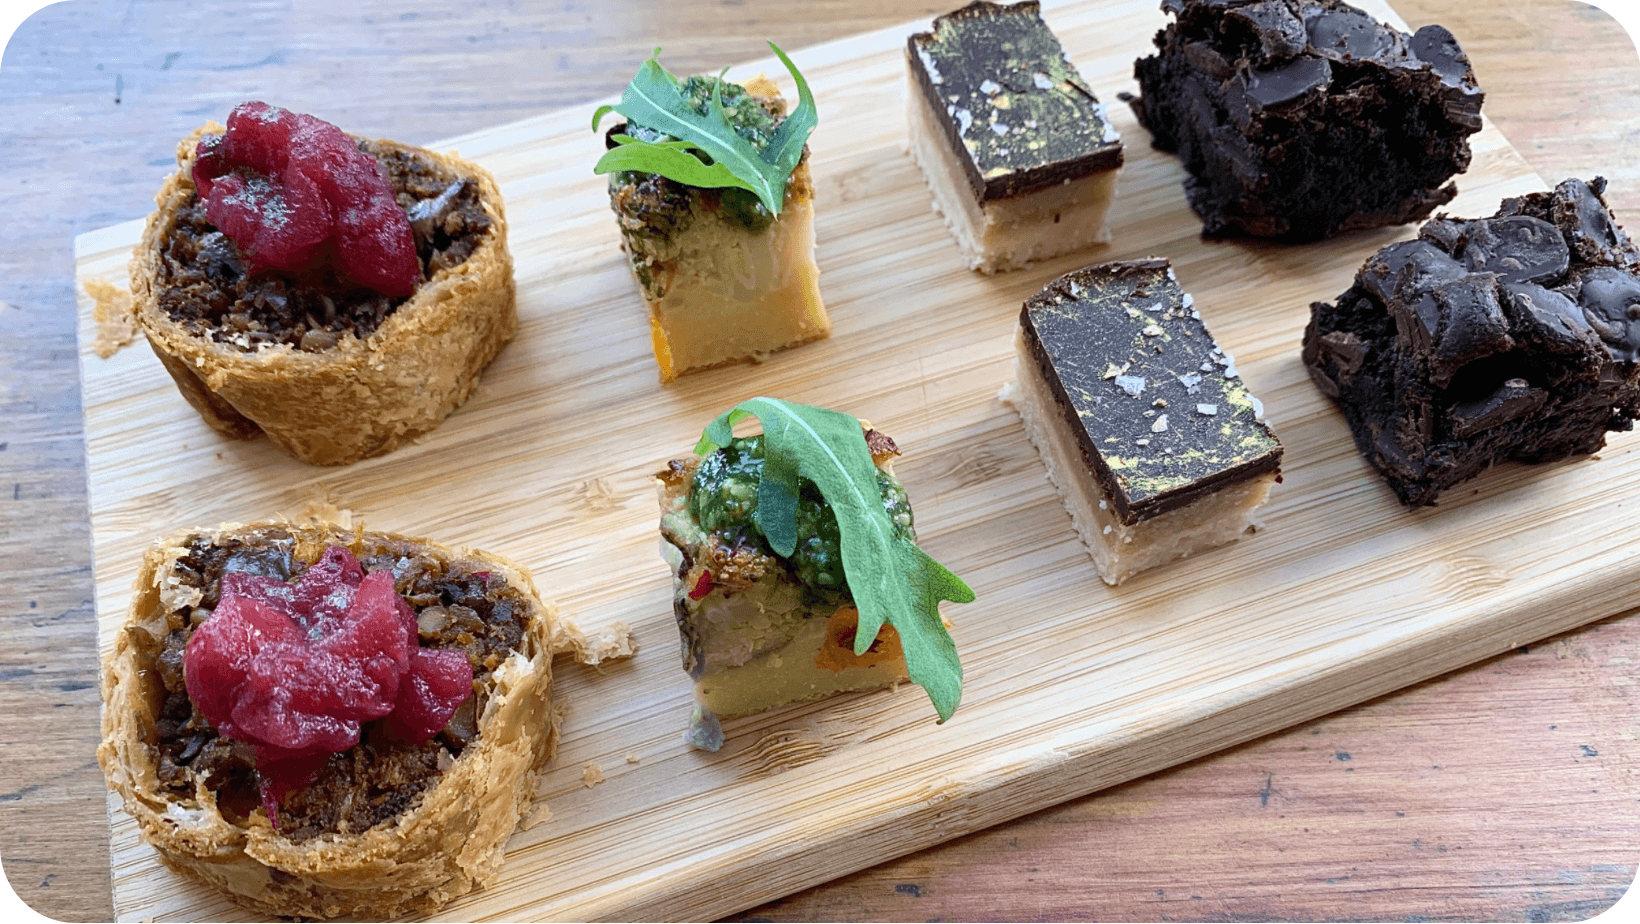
[1303,177,1640,506]
[1126,0,1484,241]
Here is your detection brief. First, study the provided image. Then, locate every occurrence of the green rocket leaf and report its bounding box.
[758,43,818,181]
[591,44,819,215]
[695,397,972,722]
[593,137,761,195]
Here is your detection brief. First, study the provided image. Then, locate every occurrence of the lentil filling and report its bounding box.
[147,529,530,843]
[157,138,492,353]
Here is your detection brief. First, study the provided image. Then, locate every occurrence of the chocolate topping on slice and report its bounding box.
[1450,379,1546,438]
[907,1,1123,203]
[1306,5,1395,61]
[1226,1,1308,57]
[1503,282,1597,350]
[1239,56,1331,108]
[1408,24,1472,88]
[1553,177,1635,266]
[1575,267,1640,362]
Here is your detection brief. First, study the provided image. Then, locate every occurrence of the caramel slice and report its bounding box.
[1007,259,1283,584]
[906,1,1123,273]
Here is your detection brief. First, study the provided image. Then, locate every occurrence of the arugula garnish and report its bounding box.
[592,43,818,216]
[696,397,972,722]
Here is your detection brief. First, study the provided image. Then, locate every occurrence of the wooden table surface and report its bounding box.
[4,1,1639,921]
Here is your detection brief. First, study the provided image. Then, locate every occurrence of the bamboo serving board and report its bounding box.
[73,0,1634,919]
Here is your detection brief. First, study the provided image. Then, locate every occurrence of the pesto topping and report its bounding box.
[613,75,783,233]
[628,76,783,151]
[690,434,914,601]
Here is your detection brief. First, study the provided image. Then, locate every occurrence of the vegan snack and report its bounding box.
[656,398,972,750]
[1006,259,1283,584]
[1303,177,1640,505]
[1127,0,1483,241]
[906,1,1123,273]
[98,522,559,919]
[595,47,829,382]
[131,101,515,466]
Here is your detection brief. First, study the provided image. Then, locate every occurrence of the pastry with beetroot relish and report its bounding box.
[97,522,559,919]
[130,101,515,465]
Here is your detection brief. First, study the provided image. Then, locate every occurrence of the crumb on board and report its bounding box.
[84,277,137,358]
[582,763,605,788]
[553,618,638,666]
[579,477,622,513]
[291,498,355,529]
[520,800,553,831]
[625,752,640,764]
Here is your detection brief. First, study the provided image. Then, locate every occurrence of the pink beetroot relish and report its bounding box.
[192,101,420,297]
[183,545,473,824]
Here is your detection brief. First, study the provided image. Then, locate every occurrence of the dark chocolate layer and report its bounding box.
[1128,0,1483,241]
[1021,258,1283,524]
[908,1,1123,203]
[1303,177,1640,506]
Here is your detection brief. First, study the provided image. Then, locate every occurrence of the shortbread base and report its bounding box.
[905,75,1118,275]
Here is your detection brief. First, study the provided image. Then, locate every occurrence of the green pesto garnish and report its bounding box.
[695,398,971,723]
[592,44,818,217]
[691,434,914,601]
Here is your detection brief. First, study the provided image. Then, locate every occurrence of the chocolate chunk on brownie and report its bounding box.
[1303,177,1640,506]
[1127,0,1484,241]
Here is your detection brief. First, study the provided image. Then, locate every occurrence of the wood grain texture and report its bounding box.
[6,0,1640,921]
[63,0,1640,920]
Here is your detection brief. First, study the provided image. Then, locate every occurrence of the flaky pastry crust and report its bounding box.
[97,522,558,920]
[129,125,517,466]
